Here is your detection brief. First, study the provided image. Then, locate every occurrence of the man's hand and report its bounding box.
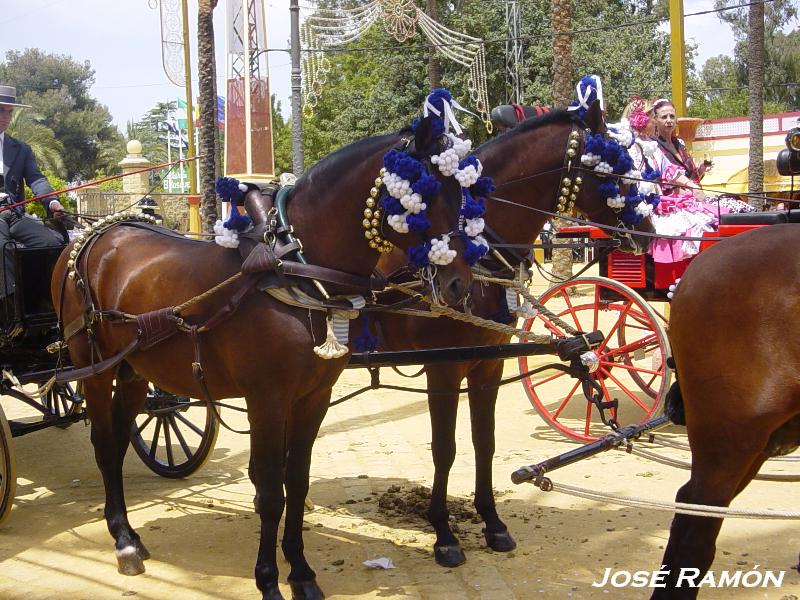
[48,199,66,220]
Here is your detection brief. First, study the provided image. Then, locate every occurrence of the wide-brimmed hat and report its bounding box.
[0,86,31,108]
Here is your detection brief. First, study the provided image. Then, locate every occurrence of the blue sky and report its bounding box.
[0,0,736,132]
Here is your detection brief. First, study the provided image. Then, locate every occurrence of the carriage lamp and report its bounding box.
[777,127,800,176]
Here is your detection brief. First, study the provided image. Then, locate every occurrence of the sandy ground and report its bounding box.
[3,364,800,600]
[2,273,800,599]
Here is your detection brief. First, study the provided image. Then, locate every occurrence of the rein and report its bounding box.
[486,195,727,243]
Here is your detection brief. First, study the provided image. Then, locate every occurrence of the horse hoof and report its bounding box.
[261,584,285,600]
[434,543,466,568]
[484,529,516,552]
[116,546,146,576]
[289,580,324,600]
[135,539,151,561]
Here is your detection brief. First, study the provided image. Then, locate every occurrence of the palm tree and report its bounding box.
[747,0,765,209]
[551,0,574,281]
[198,0,220,233]
[8,109,65,179]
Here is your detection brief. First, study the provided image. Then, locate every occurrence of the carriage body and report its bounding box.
[0,242,219,525]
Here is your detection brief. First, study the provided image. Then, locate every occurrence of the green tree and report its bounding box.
[692,0,799,115]
[299,0,672,163]
[0,49,124,179]
[7,108,65,179]
[272,95,293,175]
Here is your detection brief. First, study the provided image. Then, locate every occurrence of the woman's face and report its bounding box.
[655,104,676,138]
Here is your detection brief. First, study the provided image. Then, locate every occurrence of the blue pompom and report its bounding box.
[598,181,619,198]
[381,195,405,216]
[461,191,486,219]
[464,240,489,266]
[620,203,643,225]
[353,315,380,353]
[216,176,244,203]
[459,155,480,171]
[406,212,431,233]
[223,210,252,232]
[408,243,431,269]
[584,133,606,156]
[614,151,634,175]
[394,155,424,182]
[383,149,404,173]
[412,173,440,199]
[471,176,495,198]
[642,164,660,181]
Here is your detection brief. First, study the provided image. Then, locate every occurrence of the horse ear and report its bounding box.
[413,116,436,153]
[584,100,607,134]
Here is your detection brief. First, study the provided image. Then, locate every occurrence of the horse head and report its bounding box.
[575,100,655,255]
[375,115,487,306]
[476,100,655,259]
[291,114,477,308]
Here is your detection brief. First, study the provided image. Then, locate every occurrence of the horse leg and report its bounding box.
[84,364,150,575]
[248,399,290,600]
[651,440,767,600]
[425,365,466,567]
[281,389,330,600]
[467,360,515,553]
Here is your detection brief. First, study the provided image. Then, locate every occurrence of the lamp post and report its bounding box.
[290,0,304,176]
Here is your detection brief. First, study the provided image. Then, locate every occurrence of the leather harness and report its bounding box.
[56,186,386,385]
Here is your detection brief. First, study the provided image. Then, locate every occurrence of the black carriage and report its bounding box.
[0,241,219,524]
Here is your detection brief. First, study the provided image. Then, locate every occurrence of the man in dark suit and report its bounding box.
[0,85,65,305]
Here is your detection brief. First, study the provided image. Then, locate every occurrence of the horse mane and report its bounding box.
[297,128,412,189]
[476,109,585,153]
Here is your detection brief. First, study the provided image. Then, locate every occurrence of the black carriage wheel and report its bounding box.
[43,382,84,429]
[0,402,17,525]
[130,385,219,479]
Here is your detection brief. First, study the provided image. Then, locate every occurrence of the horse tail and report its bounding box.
[664,379,686,425]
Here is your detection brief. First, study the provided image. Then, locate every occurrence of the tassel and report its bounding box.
[313,313,348,359]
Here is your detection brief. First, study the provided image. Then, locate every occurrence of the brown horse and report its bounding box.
[51,118,474,600]
[366,103,654,567]
[652,223,800,599]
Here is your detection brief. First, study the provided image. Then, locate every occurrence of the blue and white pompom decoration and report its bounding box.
[580,133,660,226]
[567,75,604,119]
[213,176,253,248]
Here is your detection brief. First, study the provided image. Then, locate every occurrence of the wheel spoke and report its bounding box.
[599,367,652,413]
[149,418,163,460]
[135,415,155,437]
[551,378,582,420]
[173,410,205,437]
[163,416,175,467]
[168,414,193,461]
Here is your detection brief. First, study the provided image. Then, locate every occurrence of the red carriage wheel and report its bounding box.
[518,276,671,442]
[0,402,16,525]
